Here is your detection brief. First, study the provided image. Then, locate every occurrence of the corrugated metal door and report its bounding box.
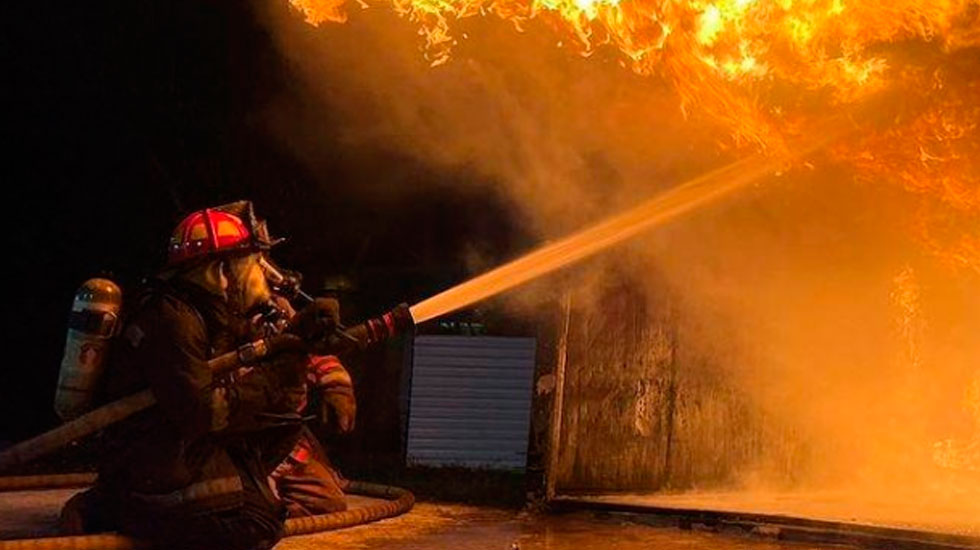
[407,335,537,470]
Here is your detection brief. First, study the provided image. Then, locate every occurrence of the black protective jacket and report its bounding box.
[96,279,305,515]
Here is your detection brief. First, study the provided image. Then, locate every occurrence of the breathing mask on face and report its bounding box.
[239,255,314,336]
[222,254,272,316]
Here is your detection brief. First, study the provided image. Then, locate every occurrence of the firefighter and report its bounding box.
[61,201,345,550]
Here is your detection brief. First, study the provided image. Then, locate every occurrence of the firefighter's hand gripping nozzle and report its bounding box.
[288,300,414,356]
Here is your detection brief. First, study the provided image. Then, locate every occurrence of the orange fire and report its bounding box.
[287,0,979,269]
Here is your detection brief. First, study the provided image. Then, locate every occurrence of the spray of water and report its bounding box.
[409,115,855,323]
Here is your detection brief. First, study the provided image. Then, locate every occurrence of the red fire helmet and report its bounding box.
[167,201,280,266]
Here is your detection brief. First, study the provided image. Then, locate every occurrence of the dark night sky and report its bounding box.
[3,0,531,443]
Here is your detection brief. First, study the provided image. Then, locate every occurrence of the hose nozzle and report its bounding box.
[341,303,414,351]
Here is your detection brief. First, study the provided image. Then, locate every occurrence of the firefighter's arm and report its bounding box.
[135,297,222,439]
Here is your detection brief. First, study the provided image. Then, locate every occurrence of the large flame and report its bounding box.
[287,0,979,270]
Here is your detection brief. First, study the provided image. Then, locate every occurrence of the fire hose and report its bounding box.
[0,306,416,549]
[0,473,414,550]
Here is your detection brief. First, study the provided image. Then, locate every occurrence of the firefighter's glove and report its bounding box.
[309,355,356,434]
[289,298,341,353]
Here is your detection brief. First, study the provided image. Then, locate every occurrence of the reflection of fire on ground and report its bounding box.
[1,489,858,550]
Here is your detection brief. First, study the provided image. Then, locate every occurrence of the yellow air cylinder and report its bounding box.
[54,278,122,420]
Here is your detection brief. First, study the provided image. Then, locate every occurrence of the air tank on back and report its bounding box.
[54,278,122,420]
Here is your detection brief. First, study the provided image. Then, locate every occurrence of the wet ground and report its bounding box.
[1,488,843,550]
[280,502,842,550]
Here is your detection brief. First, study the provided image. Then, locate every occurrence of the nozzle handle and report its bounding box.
[328,303,414,354]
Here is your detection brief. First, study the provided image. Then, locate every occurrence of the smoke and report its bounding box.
[260,6,740,227]
[651,173,980,486]
[259,0,980,520]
